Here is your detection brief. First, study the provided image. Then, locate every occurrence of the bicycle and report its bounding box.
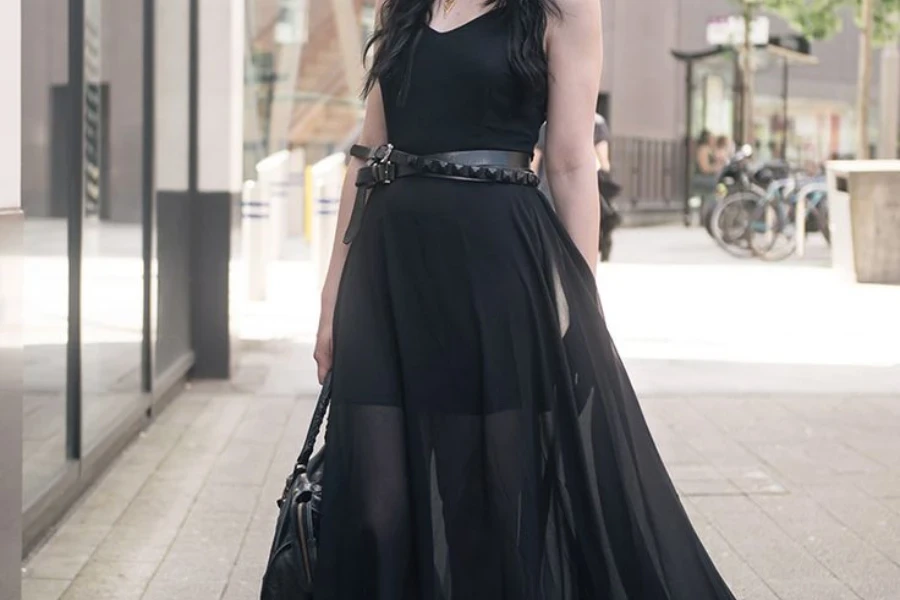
[710,175,830,261]
[748,176,831,261]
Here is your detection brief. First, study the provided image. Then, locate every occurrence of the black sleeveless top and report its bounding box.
[380,9,547,156]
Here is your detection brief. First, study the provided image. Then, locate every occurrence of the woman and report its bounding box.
[312,0,737,598]
[694,130,720,233]
[714,135,732,170]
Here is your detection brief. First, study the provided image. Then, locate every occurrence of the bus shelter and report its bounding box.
[671,35,818,222]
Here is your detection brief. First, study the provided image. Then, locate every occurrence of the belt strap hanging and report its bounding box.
[342,144,538,245]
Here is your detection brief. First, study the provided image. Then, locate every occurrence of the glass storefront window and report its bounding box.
[81,0,147,448]
[21,0,71,508]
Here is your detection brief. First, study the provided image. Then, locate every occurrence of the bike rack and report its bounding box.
[795,182,829,258]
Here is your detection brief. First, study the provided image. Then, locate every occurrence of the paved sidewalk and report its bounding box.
[23,339,900,600]
[23,227,900,599]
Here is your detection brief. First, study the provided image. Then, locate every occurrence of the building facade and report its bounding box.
[604,0,876,162]
[2,1,369,596]
[2,1,247,596]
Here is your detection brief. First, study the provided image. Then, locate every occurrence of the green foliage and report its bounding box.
[870,0,900,44]
[760,0,845,40]
[736,0,900,45]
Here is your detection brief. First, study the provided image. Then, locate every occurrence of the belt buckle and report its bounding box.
[372,143,394,164]
[372,162,396,184]
[371,143,395,183]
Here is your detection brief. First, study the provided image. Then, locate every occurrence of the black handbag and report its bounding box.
[260,372,332,600]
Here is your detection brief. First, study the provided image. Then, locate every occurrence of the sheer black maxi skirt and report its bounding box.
[314,176,736,600]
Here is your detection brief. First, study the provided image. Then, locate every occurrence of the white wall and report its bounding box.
[0,0,21,209]
[156,0,190,191]
[198,0,245,194]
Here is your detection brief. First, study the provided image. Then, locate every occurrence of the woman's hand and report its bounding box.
[314,300,335,384]
[311,83,388,384]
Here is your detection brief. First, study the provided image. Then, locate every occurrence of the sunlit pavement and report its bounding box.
[23,226,900,600]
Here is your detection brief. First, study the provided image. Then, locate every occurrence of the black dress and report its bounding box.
[315,10,737,600]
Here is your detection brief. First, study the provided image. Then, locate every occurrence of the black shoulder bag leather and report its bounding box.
[260,371,332,600]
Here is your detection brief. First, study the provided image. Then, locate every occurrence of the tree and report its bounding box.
[733,0,900,158]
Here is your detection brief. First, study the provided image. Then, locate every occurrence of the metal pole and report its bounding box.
[782,57,789,161]
[141,0,155,393]
[67,0,86,461]
[741,0,755,145]
[684,60,694,226]
[733,51,743,144]
[857,0,875,159]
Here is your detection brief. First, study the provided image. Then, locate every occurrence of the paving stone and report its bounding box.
[151,553,234,585]
[34,524,112,558]
[231,396,295,443]
[60,560,157,600]
[24,547,93,581]
[140,578,226,600]
[194,482,261,515]
[21,578,71,600]
[763,577,859,600]
[21,331,900,600]
[92,524,177,564]
[691,496,836,583]
[207,440,277,486]
[220,565,266,600]
[676,478,744,497]
[753,494,900,600]
[808,488,900,566]
[65,490,132,529]
[718,467,789,496]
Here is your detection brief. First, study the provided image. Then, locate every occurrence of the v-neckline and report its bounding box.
[426,9,498,35]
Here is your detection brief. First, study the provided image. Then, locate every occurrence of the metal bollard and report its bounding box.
[241,180,269,301]
[256,150,291,271]
[287,147,307,238]
[310,153,346,292]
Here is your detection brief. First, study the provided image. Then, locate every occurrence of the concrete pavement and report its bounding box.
[22,226,900,600]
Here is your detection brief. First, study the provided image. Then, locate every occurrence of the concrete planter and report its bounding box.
[826,160,900,285]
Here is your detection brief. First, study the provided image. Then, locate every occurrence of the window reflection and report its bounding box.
[81,0,146,448]
[21,0,71,507]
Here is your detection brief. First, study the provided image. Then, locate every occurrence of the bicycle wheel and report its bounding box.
[749,200,796,261]
[710,191,759,258]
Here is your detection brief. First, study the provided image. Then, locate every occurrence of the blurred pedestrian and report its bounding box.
[694,129,719,230]
[714,134,732,169]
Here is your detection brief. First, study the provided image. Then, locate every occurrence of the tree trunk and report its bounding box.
[741,1,755,145]
[857,0,875,159]
[878,43,900,158]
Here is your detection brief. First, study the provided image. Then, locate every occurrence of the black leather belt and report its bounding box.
[342,144,539,244]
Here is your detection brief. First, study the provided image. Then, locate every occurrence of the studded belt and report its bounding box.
[342,144,539,244]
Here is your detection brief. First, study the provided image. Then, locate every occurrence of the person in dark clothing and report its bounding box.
[307,0,740,598]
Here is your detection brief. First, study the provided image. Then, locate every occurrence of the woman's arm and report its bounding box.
[544,0,604,271]
[320,84,388,310]
[531,147,544,173]
[315,83,387,382]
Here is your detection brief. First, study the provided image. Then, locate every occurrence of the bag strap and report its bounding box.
[296,370,333,470]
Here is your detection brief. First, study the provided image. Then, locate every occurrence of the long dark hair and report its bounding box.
[363,0,561,103]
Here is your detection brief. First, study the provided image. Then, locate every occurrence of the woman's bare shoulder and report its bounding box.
[550,0,601,24]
